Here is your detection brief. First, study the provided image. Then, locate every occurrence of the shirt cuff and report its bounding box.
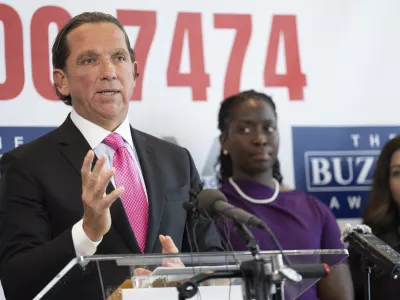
[72,219,103,257]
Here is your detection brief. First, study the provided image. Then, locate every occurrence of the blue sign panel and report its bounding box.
[292,127,400,218]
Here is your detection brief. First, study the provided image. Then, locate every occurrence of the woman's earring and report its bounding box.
[223,149,228,155]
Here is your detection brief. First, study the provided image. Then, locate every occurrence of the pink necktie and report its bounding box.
[103,133,148,253]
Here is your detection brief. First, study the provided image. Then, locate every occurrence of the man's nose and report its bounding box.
[100,59,117,80]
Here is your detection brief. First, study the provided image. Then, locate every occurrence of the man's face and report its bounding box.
[54,22,136,129]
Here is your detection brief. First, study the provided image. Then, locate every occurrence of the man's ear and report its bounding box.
[53,69,70,97]
[133,61,140,79]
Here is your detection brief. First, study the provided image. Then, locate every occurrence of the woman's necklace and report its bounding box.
[228,177,280,204]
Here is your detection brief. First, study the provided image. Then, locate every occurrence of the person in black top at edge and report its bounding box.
[349,136,400,299]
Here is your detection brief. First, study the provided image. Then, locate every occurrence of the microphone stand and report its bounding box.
[177,219,301,300]
[234,220,283,300]
[361,260,372,300]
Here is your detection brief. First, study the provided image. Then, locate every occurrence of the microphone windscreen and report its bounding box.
[196,189,228,212]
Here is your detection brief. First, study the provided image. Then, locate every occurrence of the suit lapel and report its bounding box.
[56,116,141,253]
[56,116,92,177]
[131,128,165,253]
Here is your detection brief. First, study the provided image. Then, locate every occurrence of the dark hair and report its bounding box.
[216,90,283,184]
[363,136,400,245]
[52,12,136,106]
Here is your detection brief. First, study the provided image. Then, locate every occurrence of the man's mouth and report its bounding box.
[98,90,119,96]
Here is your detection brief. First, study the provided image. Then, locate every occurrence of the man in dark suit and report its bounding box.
[0,12,222,300]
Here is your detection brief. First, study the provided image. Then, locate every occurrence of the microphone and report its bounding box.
[342,224,400,278]
[184,189,267,229]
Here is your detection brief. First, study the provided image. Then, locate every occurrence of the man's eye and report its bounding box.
[115,56,126,62]
[83,58,95,64]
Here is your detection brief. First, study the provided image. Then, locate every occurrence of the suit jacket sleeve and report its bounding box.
[181,149,223,253]
[0,152,77,300]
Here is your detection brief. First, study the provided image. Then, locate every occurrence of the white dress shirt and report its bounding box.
[70,108,148,256]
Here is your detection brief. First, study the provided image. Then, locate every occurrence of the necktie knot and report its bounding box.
[103,133,125,151]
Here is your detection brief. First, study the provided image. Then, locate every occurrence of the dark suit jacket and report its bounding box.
[0,116,222,300]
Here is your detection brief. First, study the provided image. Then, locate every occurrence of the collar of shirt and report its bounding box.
[70,108,134,150]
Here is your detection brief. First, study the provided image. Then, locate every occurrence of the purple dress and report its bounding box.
[219,179,345,300]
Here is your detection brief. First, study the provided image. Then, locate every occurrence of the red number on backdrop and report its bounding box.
[214,14,252,99]
[0,4,24,100]
[117,10,156,101]
[31,6,71,100]
[167,13,209,101]
[264,15,306,100]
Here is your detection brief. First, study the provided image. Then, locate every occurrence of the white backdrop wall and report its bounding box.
[1,0,400,230]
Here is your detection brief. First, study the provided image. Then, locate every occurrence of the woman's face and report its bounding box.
[389,149,400,206]
[220,98,279,177]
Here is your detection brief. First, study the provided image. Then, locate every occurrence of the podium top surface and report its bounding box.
[81,248,348,265]
[34,249,348,300]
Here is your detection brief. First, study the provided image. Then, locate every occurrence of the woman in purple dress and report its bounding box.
[216,90,353,300]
